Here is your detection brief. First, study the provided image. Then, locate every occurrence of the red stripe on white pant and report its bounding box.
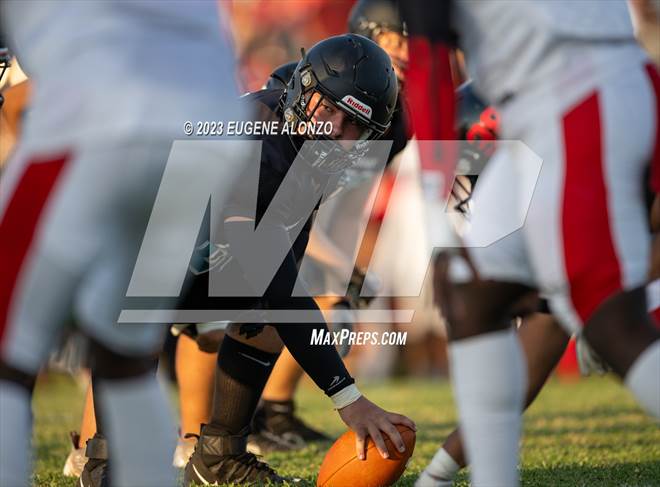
[561,92,623,324]
[645,63,660,194]
[0,154,70,344]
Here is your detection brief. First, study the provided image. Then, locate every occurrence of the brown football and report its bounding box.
[317,425,416,487]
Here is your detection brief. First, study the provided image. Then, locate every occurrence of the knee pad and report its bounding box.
[87,340,158,381]
[195,330,225,354]
[0,361,36,392]
[226,323,283,354]
[445,282,530,340]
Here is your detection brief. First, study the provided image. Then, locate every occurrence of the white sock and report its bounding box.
[449,328,527,487]
[416,448,460,487]
[0,380,32,486]
[624,340,660,418]
[97,374,177,487]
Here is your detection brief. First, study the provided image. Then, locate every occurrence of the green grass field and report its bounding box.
[32,373,660,487]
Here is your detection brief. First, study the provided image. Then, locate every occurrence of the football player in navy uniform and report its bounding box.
[182,34,416,486]
[245,1,411,455]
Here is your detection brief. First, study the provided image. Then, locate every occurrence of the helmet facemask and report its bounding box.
[0,48,11,108]
[282,65,384,174]
[280,34,398,174]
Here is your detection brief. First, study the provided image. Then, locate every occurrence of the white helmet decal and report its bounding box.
[342,95,373,119]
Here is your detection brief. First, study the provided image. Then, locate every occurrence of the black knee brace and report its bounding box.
[87,340,159,381]
[0,361,36,393]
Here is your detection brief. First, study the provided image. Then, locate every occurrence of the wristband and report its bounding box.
[331,383,362,410]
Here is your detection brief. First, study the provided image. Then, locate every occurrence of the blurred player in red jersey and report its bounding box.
[0,2,250,486]
[400,1,660,486]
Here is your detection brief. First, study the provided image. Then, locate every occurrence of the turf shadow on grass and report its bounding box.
[521,461,660,487]
[408,420,459,438]
[402,462,660,487]
[524,420,655,438]
[526,405,643,420]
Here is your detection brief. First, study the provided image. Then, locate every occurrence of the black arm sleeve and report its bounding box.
[228,220,355,397]
[265,230,355,397]
[273,307,355,397]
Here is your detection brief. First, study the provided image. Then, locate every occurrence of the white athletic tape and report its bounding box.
[331,384,362,410]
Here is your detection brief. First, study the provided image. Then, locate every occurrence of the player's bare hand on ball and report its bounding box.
[338,396,416,460]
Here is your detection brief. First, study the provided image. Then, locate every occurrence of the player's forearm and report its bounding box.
[273,314,355,399]
[238,224,356,401]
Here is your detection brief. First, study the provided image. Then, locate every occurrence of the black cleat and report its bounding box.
[248,401,331,453]
[246,428,299,455]
[78,433,109,487]
[184,424,288,486]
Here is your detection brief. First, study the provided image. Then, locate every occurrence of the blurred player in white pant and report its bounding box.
[400,1,660,486]
[0,1,247,486]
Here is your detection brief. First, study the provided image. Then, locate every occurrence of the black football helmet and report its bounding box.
[452,81,500,215]
[264,61,298,91]
[281,34,397,141]
[347,0,406,40]
[280,34,398,173]
[0,45,11,108]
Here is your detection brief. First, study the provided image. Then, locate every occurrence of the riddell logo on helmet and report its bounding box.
[342,95,372,119]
